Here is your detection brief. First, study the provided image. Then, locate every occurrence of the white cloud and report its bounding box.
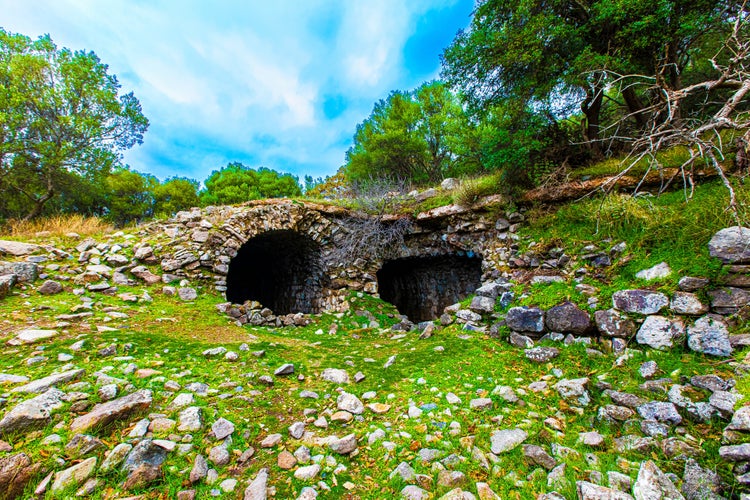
[195,32,318,128]
[0,0,471,180]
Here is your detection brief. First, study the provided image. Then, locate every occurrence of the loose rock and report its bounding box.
[70,389,152,433]
[490,429,528,454]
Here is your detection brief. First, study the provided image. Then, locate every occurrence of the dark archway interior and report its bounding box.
[377,254,482,322]
[226,230,324,314]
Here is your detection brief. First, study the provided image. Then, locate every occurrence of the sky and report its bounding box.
[0,0,475,183]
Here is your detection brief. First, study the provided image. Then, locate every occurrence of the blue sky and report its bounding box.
[1,0,475,183]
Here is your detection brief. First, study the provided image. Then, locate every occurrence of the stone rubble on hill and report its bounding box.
[0,203,749,497]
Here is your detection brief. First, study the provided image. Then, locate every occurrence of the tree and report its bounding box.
[0,29,148,220]
[344,81,470,185]
[104,167,156,225]
[604,5,750,214]
[200,162,301,205]
[441,0,729,157]
[154,177,200,215]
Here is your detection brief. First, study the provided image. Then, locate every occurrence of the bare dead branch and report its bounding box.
[584,4,749,222]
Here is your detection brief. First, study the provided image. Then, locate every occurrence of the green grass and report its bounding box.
[500,179,748,321]
[521,180,747,284]
[0,277,745,498]
[1,176,749,498]
[454,173,505,207]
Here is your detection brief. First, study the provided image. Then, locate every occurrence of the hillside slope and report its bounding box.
[0,182,748,499]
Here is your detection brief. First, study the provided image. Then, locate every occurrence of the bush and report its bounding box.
[453,173,502,207]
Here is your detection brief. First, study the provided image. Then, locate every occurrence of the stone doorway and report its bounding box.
[226,230,324,314]
[376,254,482,322]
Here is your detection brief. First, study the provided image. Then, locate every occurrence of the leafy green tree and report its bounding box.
[154,177,200,215]
[303,175,324,194]
[200,162,301,205]
[48,169,109,216]
[104,167,156,226]
[344,81,470,185]
[441,0,729,155]
[0,29,148,220]
[256,167,303,198]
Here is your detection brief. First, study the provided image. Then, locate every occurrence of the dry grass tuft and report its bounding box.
[0,214,113,240]
[453,173,502,207]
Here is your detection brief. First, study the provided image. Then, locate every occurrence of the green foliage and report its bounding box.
[200,162,302,206]
[104,167,157,226]
[304,171,352,200]
[441,0,732,159]
[344,81,472,185]
[0,28,149,220]
[153,177,200,216]
[479,103,575,189]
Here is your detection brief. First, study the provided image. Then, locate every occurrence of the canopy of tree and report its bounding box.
[344,81,474,185]
[441,0,731,154]
[332,1,748,195]
[0,29,149,220]
[4,5,748,225]
[200,163,302,206]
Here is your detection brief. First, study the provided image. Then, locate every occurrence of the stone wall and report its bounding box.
[145,199,511,321]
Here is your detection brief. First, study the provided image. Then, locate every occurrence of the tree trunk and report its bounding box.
[21,173,55,221]
[581,78,604,158]
[735,136,749,173]
[622,86,648,129]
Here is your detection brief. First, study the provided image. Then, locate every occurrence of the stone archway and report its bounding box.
[376,254,483,322]
[225,230,325,314]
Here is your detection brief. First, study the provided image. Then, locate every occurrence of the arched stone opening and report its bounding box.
[226,230,324,314]
[376,254,483,322]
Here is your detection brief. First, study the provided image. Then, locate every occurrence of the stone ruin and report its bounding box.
[146,199,507,324]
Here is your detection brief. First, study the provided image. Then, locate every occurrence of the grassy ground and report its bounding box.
[0,175,748,498]
[0,276,745,498]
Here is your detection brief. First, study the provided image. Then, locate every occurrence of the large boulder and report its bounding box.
[0,262,38,283]
[490,429,528,454]
[244,468,269,500]
[708,287,750,315]
[122,439,168,474]
[50,457,97,494]
[505,307,545,334]
[11,368,85,393]
[686,315,732,357]
[613,290,669,315]
[554,378,590,407]
[7,328,58,346]
[681,459,724,500]
[0,275,16,299]
[469,295,496,314]
[0,453,41,500]
[70,389,153,434]
[320,368,350,384]
[632,460,684,500]
[635,262,672,280]
[708,226,750,264]
[131,266,161,285]
[577,481,634,500]
[0,388,65,436]
[670,292,708,316]
[37,280,63,295]
[594,309,636,338]
[637,402,682,425]
[636,316,685,350]
[545,301,592,334]
[0,240,40,256]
